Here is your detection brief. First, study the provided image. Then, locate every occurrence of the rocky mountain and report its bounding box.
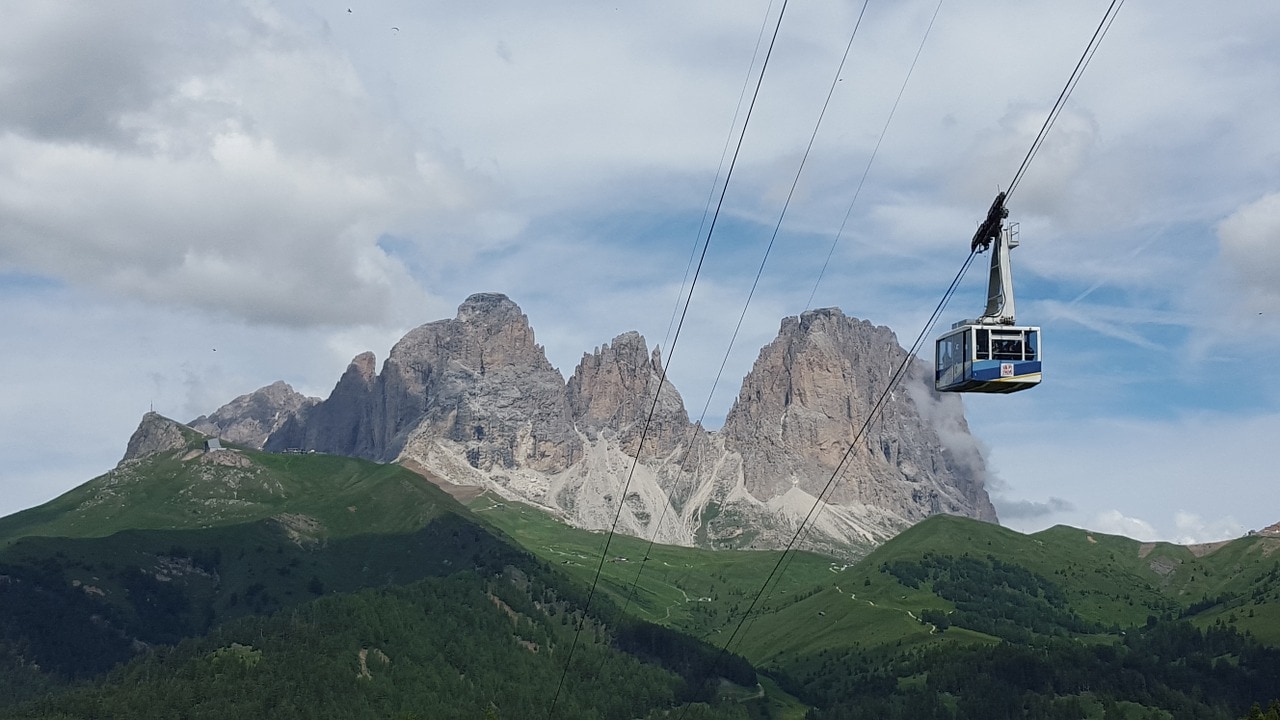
[703,309,996,553]
[190,381,318,449]
[266,293,580,472]
[566,330,694,460]
[205,293,996,556]
[122,411,194,463]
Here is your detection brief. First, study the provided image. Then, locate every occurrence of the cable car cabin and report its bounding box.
[935,324,1041,393]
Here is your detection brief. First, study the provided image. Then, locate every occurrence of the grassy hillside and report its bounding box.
[462,496,1280,718]
[0,448,452,546]
[0,439,784,718]
[732,516,1280,662]
[0,510,528,651]
[467,494,836,640]
[709,516,1155,666]
[3,428,1277,719]
[459,497,1280,717]
[736,515,1280,719]
[1,554,759,720]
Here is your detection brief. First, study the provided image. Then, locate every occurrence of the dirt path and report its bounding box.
[835,586,937,633]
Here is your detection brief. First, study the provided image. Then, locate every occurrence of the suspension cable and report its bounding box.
[698,0,1127,685]
[1007,0,1125,199]
[668,248,979,720]
[722,248,978,662]
[663,0,779,349]
[544,2,793,716]
[806,0,946,310]
[552,0,1126,713]
[616,0,871,621]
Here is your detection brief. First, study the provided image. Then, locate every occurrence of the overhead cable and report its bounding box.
[1007,0,1125,199]
[663,0,780,349]
[544,2,794,716]
[617,0,872,621]
[807,0,946,310]
[715,0,1127,680]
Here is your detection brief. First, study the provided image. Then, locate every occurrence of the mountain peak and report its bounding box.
[262,293,576,471]
[242,294,999,556]
[798,305,846,322]
[566,330,690,458]
[190,381,319,449]
[122,412,199,464]
[456,292,521,322]
[346,352,377,383]
[721,309,996,544]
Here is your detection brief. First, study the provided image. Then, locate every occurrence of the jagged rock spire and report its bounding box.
[198,294,999,557]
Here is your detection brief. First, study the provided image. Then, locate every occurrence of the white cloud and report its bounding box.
[1038,300,1167,352]
[1173,511,1247,546]
[0,2,477,328]
[1089,510,1251,546]
[4,0,1280,540]
[1218,192,1280,309]
[995,496,1074,521]
[0,1,176,145]
[905,375,991,489]
[1088,510,1159,543]
[977,408,1280,543]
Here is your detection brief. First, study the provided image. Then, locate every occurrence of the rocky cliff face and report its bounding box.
[122,412,192,463]
[190,381,318,449]
[267,294,582,476]
[709,308,997,554]
[566,331,693,459]
[392,293,581,475]
[205,293,999,557]
[267,352,380,457]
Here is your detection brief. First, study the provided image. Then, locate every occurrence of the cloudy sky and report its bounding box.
[3,0,1277,544]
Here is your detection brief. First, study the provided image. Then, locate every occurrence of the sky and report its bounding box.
[2,0,1278,545]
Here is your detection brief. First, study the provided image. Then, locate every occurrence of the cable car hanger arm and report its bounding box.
[962,191,1017,326]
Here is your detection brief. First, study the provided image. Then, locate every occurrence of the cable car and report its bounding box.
[935,323,1041,393]
[936,192,1042,394]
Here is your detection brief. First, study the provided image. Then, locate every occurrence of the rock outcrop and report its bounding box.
[566,331,693,459]
[190,381,318,449]
[709,308,997,554]
[267,353,380,456]
[268,294,581,476]
[225,293,999,556]
[393,293,581,474]
[121,412,192,463]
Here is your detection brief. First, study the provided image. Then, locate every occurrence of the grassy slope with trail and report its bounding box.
[0,448,770,718]
[466,493,836,641]
[3,422,1278,719]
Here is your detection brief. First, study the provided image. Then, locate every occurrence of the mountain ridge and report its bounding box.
[189,381,318,449]
[205,293,996,557]
[0,415,455,547]
[3,439,1278,718]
